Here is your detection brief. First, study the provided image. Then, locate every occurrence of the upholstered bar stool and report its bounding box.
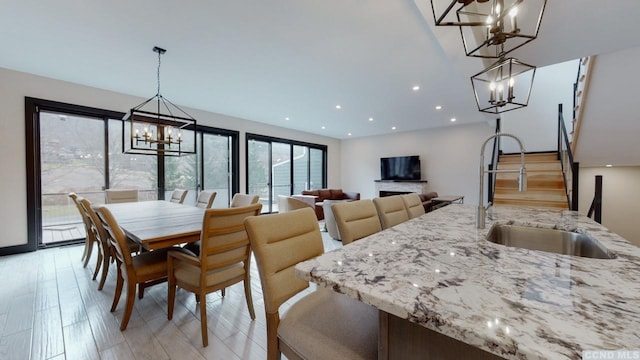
[245,208,378,360]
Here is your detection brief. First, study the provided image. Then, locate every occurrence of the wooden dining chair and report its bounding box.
[401,193,426,219]
[230,193,259,207]
[195,190,216,209]
[69,193,101,272]
[331,199,382,245]
[373,195,410,229]
[244,207,378,360]
[96,205,189,331]
[169,189,188,204]
[105,189,138,204]
[167,203,262,347]
[80,198,139,290]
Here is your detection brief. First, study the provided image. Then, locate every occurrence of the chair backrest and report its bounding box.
[244,207,324,314]
[401,193,425,219]
[69,192,92,236]
[230,193,259,207]
[79,198,109,251]
[277,195,312,213]
[195,190,217,209]
[96,206,134,269]
[331,200,382,245]
[373,195,410,229]
[170,189,188,204]
[105,189,138,204]
[199,203,262,273]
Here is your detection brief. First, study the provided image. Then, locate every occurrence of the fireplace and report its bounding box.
[374,180,429,197]
[379,190,412,197]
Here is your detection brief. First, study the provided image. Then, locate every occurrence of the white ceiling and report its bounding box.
[2,0,640,142]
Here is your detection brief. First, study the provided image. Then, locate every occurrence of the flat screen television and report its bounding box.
[380,155,421,180]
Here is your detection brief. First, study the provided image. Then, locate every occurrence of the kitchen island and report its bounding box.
[295,204,640,359]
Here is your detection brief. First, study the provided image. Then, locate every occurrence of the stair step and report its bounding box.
[499,153,557,163]
[493,199,569,209]
[498,162,561,171]
[494,188,566,199]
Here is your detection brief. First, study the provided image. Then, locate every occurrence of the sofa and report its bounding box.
[419,192,440,213]
[301,189,360,220]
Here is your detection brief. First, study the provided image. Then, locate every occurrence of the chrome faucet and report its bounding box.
[477,132,527,229]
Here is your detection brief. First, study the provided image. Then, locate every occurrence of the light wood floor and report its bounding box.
[0,230,342,360]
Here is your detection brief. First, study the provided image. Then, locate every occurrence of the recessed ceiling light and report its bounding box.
[369,117,374,122]
[435,105,443,110]
[347,132,352,136]
[391,126,397,130]
[321,126,326,129]
[335,105,342,109]
[412,85,420,91]
[450,118,456,122]
[606,164,613,167]
[285,117,290,121]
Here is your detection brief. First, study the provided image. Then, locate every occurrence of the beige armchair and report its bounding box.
[373,195,410,229]
[323,199,342,240]
[331,199,382,245]
[277,195,313,213]
[244,207,378,360]
[230,193,259,207]
[195,190,216,209]
[167,203,262,347]
[402,193,426,219]
[169,189,188,204]
[105,189,138,204]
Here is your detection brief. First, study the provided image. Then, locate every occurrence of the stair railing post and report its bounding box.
[571,162,579,211]
[594,175,602,224]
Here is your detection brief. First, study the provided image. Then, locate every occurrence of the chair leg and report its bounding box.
[200,293,208,347]
[92,243,103,280]
[167,283,176,320]
[120,281,137,331]
[266,312,281,360]
[111,267,124,312]
[138,283,145,299]
[82,236,94,268]
[221,288,226,297]
[244,278,256,320]
[98,251,110,291]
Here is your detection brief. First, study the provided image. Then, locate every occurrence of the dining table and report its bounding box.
[103,200,205,250]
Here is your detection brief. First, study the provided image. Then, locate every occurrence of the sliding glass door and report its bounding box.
[25,98,239,251]
[246,134,327,213]
[39,111,106,245]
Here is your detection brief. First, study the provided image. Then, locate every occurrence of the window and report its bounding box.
[246,133,326,213]
[25,98,238,251]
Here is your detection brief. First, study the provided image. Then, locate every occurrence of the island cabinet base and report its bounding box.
[378,312,505,360]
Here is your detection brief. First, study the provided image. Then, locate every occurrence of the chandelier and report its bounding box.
[471,57,536,114]
[123,46,196,156]
[457,0,547,58]
[430,0,545,114]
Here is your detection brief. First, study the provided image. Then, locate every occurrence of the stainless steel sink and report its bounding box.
[486,224,616,259]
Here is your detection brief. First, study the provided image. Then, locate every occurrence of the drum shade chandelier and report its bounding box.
[123,46,196,156]
[431,0,546,114]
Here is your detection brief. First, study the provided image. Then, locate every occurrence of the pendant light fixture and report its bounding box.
[471,56,536,114]
[123,46,196,156]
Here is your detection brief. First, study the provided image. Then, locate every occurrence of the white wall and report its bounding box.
[501,59,578,153]
[340,122,494,204]
[578,166,640,247]
[0,67,341,249]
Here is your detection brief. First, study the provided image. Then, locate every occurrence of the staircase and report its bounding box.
[493,152,569,209]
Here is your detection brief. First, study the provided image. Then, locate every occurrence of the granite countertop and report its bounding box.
[294,204,640,359]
